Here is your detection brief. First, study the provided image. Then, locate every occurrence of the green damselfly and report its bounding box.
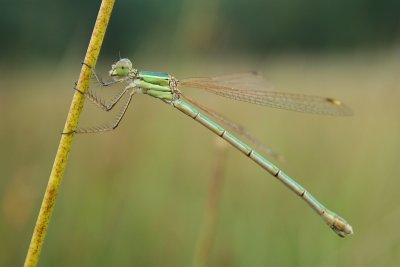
[71,58,353,237]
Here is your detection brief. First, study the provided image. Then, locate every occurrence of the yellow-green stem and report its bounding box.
[23,1,115,266]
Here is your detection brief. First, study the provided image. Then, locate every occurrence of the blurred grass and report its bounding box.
[1,50,400,266]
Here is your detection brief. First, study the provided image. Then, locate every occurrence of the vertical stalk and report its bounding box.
[23,1,115,266]
[193,138,228,267]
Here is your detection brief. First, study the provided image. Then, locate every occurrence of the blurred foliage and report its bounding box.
[1,51,400,266]
[1,1,400,266]
[0,0,399,62]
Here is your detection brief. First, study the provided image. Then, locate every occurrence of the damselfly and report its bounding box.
[70,58,353,237]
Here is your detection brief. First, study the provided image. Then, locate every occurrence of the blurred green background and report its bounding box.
[1,0,400,266]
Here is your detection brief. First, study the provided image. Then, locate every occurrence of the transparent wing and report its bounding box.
[182,72,273,91]
[180,73,352,116]
[183,95,285,162]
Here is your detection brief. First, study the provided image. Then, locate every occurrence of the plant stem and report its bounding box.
[23,1,115,266]
[193,138,228,267]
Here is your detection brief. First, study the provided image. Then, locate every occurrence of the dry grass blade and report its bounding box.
[23,1,116,266]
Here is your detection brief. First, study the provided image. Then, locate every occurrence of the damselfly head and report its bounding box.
[109,58,133,80]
